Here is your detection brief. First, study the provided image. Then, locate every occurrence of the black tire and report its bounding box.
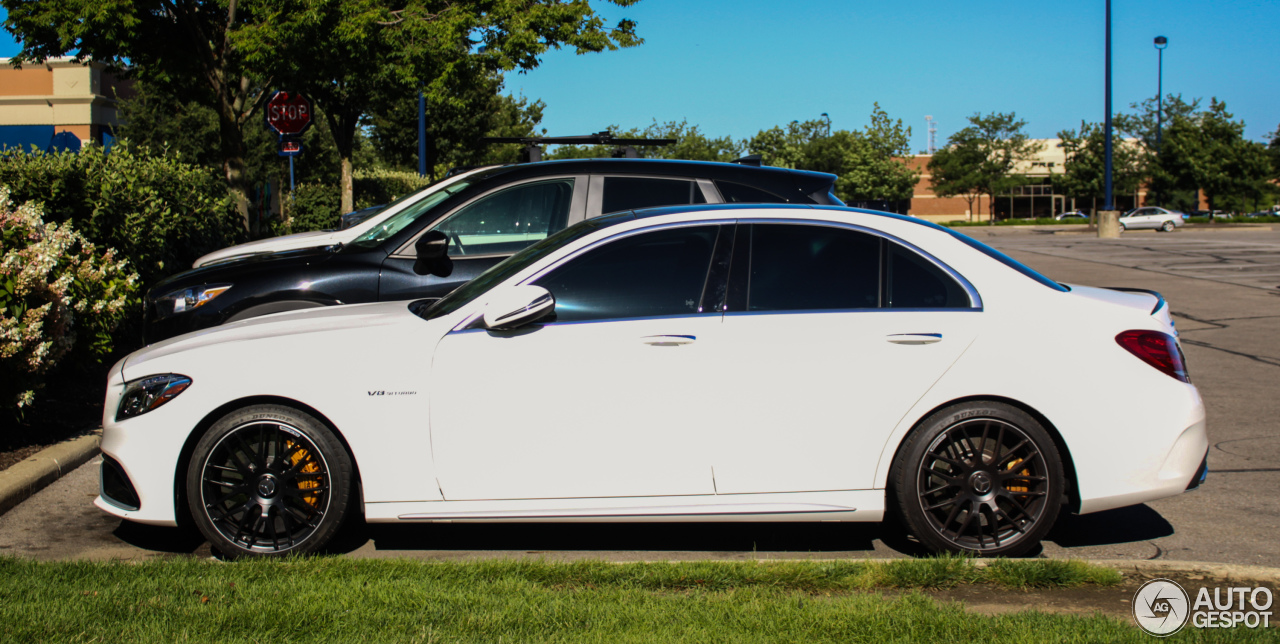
[889,401,1065,557]
[1161,220,1175,232]
[186,404,354,559]
[1119,222,1127,231]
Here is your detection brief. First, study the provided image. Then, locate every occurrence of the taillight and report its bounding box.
[1116,330,1190,383]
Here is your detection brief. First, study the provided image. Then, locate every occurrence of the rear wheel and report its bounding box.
[890,402,1064,557]
[1161,220,1175,232]
[186,404,354,559]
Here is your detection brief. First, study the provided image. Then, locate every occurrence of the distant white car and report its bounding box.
[1055,210,1088,220]
[1119,207,1185,232]
[191,167,491,268]
[99,205,1207,559]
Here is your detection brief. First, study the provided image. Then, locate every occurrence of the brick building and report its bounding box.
[905,139,1149,223]
[0,57,128,152]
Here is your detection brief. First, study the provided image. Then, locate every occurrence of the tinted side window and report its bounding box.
[717,181,790,204]
[601,177,704,214]
[433,179,573,256]
[746,224,881,311]
[886,242,970,308]
[533,226,719,323]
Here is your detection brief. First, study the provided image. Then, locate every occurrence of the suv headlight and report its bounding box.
[117,374,192,420]
[154,284,231,319]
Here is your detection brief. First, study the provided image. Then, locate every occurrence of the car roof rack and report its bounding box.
[731,154,763,167]
[481,131,677,163]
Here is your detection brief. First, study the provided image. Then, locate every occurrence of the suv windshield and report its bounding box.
[348,180,473,250]
[416,212,635,321]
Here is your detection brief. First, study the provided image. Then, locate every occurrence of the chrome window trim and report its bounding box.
[740,217,984,310]
[452,219,735,332]
[391,174,587,258]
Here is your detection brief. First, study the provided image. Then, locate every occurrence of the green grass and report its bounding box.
[4,556,1238,643]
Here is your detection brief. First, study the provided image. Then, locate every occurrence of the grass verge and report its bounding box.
[0,556,1260,643]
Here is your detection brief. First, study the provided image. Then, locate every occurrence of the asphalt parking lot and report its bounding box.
[1,227,1277,565]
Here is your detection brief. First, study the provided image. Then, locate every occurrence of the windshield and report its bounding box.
[347,180,473,250]
[417,212,635,321]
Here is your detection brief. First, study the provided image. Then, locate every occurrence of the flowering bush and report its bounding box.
[0,187,138,411]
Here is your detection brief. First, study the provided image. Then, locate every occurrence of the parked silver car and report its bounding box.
[1119,207,1185,232]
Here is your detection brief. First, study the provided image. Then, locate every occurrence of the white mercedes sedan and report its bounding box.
[97,205,1207,558]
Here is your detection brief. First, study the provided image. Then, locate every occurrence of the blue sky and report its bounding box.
[3,1,1277,152]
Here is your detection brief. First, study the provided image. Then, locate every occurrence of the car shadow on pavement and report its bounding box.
[112,520,212,556]
[1045,504,1174,548]
[330,521,891,556]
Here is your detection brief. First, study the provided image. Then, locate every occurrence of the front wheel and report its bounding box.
[186,404,354,558]
[1118,222,1127,231]
[890,402,1065,557]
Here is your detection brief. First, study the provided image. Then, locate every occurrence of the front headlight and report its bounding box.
[154,284,232,319]
[116,374,192,420]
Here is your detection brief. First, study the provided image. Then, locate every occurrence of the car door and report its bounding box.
[708,222,982,494]
[428,223,733,501]
[378,176,587,302]
[586,175,717,217]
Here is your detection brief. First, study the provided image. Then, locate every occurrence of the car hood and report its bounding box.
[122,300,423,376]
[193,229,351,268]
[152,245,341,296]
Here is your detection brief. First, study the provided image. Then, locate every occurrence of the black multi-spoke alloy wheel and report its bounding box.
[187,405,353,558]
[891,402,1065,557]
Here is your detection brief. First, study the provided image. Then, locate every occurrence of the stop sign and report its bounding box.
[265,91,313,136]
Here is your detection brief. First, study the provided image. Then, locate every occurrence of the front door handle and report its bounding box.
[642,334,696,346]
[887,333,942,345]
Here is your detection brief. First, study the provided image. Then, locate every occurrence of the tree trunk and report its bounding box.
[326,107,357,214]
[214,96,252,234]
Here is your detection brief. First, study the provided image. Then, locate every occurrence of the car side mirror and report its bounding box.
[414,230,453,277]
[483,285,555,331]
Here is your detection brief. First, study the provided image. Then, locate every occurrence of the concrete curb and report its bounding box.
[0,430,100,516]
[628,559,1280,583]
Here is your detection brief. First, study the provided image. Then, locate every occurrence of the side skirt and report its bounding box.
[364,490,885,523]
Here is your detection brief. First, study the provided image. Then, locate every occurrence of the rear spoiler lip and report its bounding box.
[1104,287,1166,315]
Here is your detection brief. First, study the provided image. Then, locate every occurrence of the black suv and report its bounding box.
[145,158,841,343]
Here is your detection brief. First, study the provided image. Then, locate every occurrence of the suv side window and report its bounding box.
[717,181,791,204]
[886,241,970,308]
[433,179,574,256]
[533,226,719,323]
[600,177,705,214]
[744,224,881,311]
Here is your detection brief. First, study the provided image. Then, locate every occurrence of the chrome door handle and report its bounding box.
[887,333,942,345]
[642,335,696,346]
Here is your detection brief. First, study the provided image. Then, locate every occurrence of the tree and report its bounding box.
[1054,120,1145,219]
[931,112,1042,224]
[545,120,744,162]
[927,134,984,221]
[247,0,644,213]
[746,104,918,205]
[368,67,546,178]
[2,0,319,229]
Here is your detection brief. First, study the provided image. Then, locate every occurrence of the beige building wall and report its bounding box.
[0,57,122,147]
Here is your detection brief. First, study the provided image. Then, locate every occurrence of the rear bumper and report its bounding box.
[1078,417,1208,514]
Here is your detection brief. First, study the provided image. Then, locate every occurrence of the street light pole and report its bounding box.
[1104,0,1113,212]
[1154,36,1167,207]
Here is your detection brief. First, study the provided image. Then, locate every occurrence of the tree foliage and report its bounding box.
[746,104,917,204]
[1053,120,1145,214]
[545,120,744,162]
[928,112,1042,222]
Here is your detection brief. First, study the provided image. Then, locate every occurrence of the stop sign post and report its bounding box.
[265,91,313,205]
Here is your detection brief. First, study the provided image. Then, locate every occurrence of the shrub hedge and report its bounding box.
[0,143,243,286]
[0,187,139,411]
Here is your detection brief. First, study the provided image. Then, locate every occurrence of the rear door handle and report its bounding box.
[887,333,942,345]
[642,334,696,346]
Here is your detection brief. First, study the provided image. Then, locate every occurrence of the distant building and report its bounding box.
[906,139,1151,222]
[0,57,129,152]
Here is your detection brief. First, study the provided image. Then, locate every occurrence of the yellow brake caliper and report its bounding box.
[286,440,322,507]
